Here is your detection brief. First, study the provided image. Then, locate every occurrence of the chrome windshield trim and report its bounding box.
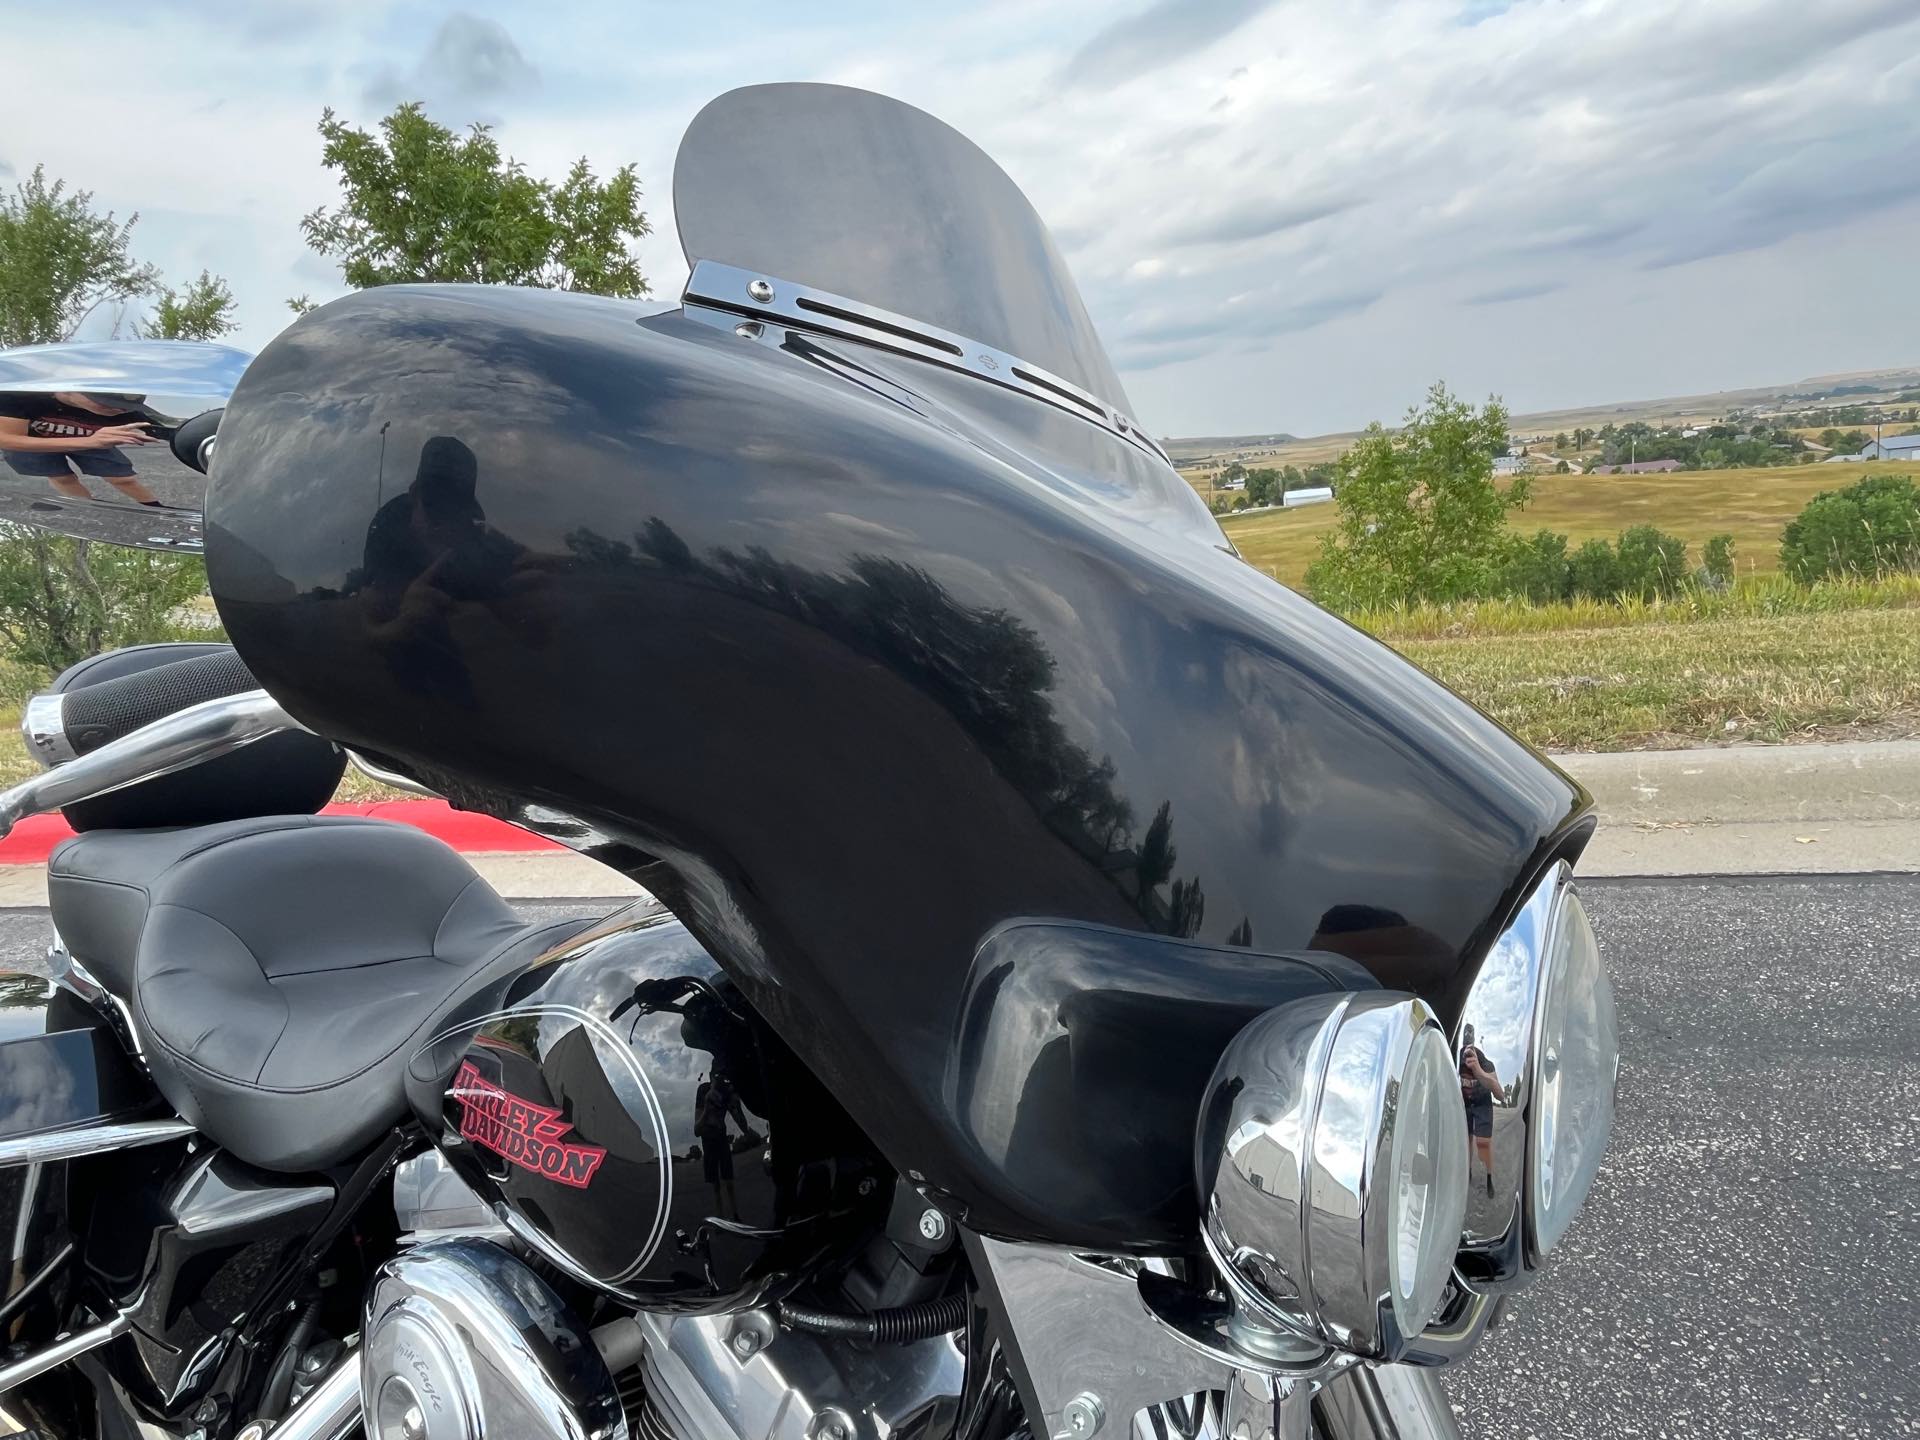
[681,259,1170,465]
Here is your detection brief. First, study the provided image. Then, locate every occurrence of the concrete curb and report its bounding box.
[1555,742,1920,876]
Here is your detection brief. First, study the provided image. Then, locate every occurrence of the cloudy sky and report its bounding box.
[4,0,1917,436]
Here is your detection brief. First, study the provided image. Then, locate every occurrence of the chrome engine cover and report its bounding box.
[634,1309,961,1440]
[361,1237,627,1440]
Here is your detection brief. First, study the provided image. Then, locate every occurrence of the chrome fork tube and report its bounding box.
[1313,1365,1462,1440]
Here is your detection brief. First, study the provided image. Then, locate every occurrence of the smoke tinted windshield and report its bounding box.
[674,83,1134,416]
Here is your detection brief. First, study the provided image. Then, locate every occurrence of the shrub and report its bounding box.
[1568,538,1619,600]
[1702,533,1736,588]
[0,530,209,675]
[1495,528,1571,603]
[1780,473,1920,581]
[1613,524,1690,599]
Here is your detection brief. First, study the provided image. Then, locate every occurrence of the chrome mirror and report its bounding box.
[0,340,252,553]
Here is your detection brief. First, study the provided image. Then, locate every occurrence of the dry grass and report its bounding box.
[1216,460,1920,587]
[1394,604,1920,751]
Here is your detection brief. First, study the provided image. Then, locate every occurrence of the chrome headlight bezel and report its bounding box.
[1453,859,1619,1290]
[1193,990,1470,1363]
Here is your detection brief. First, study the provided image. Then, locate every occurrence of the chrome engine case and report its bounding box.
[361,1238,627,1440]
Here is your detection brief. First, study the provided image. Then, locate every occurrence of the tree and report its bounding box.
[1245,467,1278,506]
[0,166,157,346]
[299,103,651,296]
[0,532,208,675]
[1304,383,1522,608]
[1554,432,1569,448]
[141,269,237,341]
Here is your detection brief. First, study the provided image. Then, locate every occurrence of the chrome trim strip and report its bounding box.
[269,1349,362,1440]
[0,689,302,840]
[1451,861,1570,1292]
[1314,1364,1462,1440]
[682,259,1171,464]
[20,694,73,770]
[0,1313,131,1394]
[0,1118,194,1169]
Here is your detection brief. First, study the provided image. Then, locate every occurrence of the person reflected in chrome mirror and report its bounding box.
[1459,1023,1506,1198]
[0,390,169,506]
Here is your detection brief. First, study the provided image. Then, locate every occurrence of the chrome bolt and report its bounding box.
[808,1406,857,1440]
[917,1208,948,1243]
[733,1330,760,1357]
[747,279,775,303]
[734,320,765,340]
[1059,1392,1106,1438]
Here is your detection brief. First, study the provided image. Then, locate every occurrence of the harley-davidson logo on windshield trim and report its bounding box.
[452,1062,608,1188]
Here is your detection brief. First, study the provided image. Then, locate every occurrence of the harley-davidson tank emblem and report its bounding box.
[453,1062,608,1188]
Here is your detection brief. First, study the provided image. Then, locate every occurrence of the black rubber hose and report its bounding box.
[259,1294,324,1420]
[776,1293,968,1345]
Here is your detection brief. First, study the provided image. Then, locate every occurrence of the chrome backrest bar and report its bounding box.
[0,689,304,839]
[0,1119,195,1169]
[682,259,1173,466]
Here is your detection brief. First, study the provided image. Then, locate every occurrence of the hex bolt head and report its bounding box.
[747,278,775,303]
[917,1207,948,1243]
[733,1330,760,1357]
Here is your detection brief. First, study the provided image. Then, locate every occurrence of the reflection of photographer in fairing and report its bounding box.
[0,391,167,506]
[1459,1023,1507,1197]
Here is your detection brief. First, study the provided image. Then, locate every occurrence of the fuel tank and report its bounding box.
[405,903,886,1309]
[209,286,1589,1247]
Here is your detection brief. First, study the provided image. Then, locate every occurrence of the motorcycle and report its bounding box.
[0,83,1617,1440]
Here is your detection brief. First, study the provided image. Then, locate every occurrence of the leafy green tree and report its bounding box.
[1780,474,1920,580]
[299,103,651,295]
[0,166,157,346]
[1280,464,1305,492]
[0,534,208,674]
[1245,467,1278,506]
[1304,383,1521,608]
[1554,459,1570,473]
[140,269,237,341]
[1554,432,1568,448]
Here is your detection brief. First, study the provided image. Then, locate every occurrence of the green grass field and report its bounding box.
[1216,460,1920,588]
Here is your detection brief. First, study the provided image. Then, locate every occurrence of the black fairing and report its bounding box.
[209,284,1590,1248]
[406,904,886,1310]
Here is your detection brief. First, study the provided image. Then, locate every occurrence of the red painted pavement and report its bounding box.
[0,800,561,864]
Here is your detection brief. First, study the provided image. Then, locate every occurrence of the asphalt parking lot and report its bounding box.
[1451,875,1920,1440]
[3,875,1914,1439]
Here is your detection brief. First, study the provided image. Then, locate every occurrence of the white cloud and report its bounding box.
[2,0,1916,435]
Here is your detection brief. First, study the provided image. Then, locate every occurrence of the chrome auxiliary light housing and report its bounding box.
[1182,991,1470,1366]
[1454,860,1619,1290]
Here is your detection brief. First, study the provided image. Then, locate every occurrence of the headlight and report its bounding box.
[1191,991,1469,1362]
[1455,861,1618,1289]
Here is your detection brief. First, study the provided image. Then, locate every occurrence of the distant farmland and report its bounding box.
[1218,460,1920,588]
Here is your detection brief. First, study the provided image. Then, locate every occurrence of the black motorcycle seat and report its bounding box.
[48,815,590,1172]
